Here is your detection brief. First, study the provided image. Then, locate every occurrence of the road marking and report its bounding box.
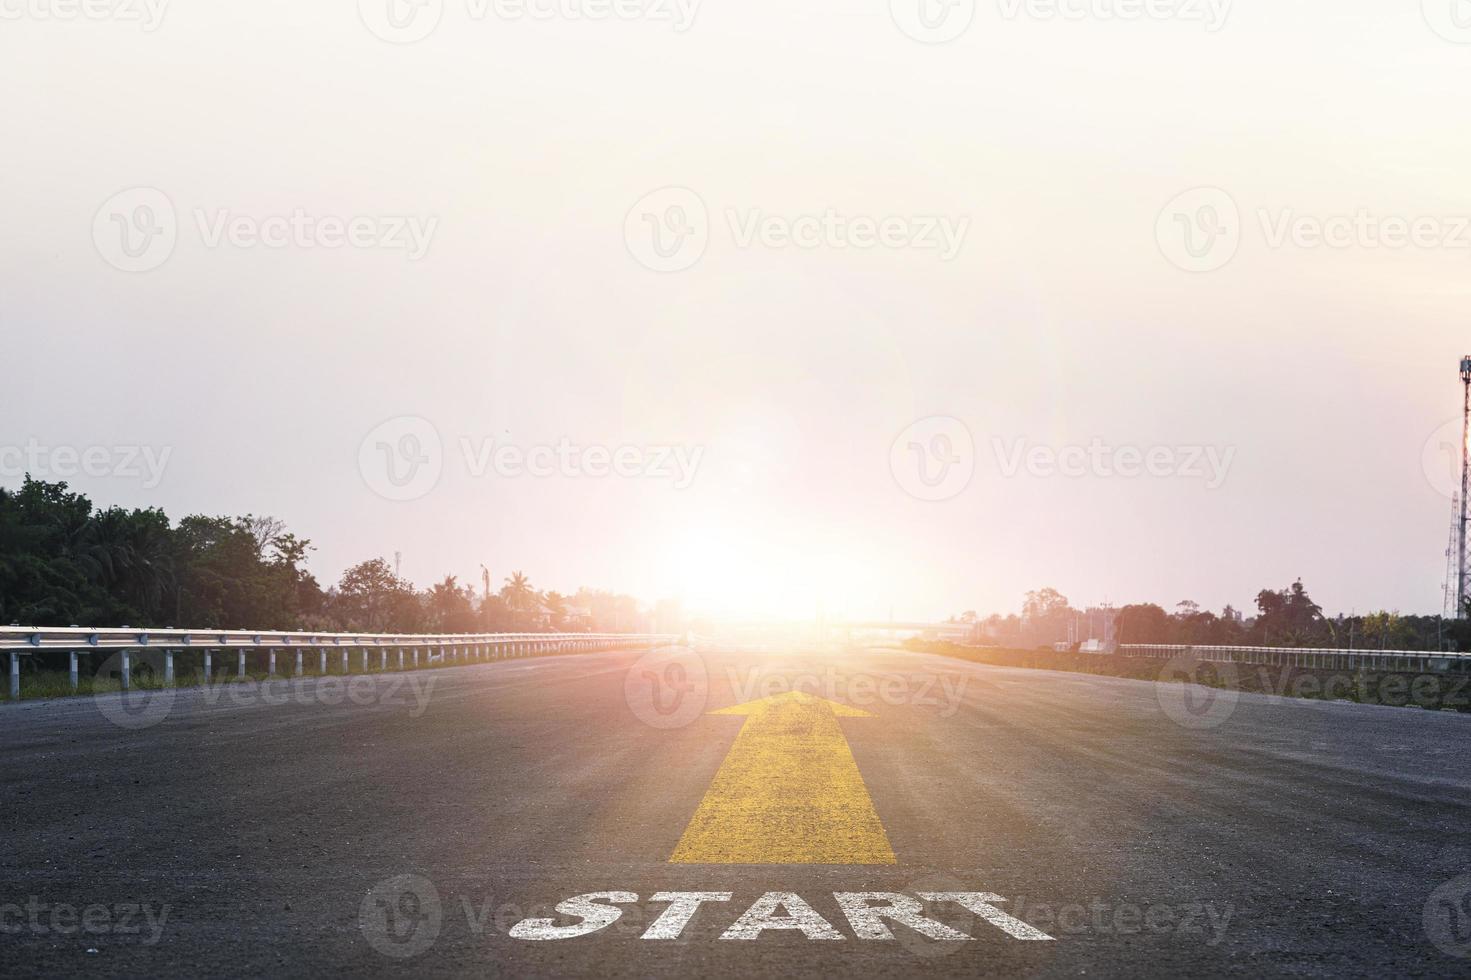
[669,690,896,864]
[720,892,844,940]
[504,891,1057,941]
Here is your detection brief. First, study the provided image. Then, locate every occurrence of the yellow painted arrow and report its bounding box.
[669,690,896,865]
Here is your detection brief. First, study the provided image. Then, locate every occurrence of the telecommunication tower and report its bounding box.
[1444,492,1461,620]
[1459,356,1471,617]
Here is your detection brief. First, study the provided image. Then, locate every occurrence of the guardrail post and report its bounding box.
[319,649,327,674]
[120,650,131,691]
[268,650,277,676]
[203,650,212,683]
[238,650,247,678]
[69,651,79,692]
[9,652,19,699]
[294,650,303,677]
[164,651,175,685]
[413,648,420,668]
[381,649,388,670]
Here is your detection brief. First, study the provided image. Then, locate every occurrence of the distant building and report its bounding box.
[563,604,594,631]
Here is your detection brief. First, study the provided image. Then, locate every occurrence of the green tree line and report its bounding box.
[0,477,647,634]
[958,581,1470,652]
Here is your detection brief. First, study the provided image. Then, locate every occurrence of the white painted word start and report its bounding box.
[508,891,1054,941]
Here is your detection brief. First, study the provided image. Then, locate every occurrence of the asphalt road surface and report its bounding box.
[3,643,1470,978]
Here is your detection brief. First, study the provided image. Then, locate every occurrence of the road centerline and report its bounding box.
[669,690,897,865]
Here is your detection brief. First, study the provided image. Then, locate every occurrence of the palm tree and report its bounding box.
[500,571,540,629]
[501,571,534,612]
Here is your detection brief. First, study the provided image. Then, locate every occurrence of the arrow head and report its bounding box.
[709,690,873,717]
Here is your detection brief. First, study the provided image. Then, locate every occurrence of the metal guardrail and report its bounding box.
[1120,643,1471,674]
[0,626,678,699]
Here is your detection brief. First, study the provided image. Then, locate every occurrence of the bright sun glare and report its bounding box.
[656,526,887,623]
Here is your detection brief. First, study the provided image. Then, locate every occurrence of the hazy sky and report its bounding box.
[5,0,1471,622]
